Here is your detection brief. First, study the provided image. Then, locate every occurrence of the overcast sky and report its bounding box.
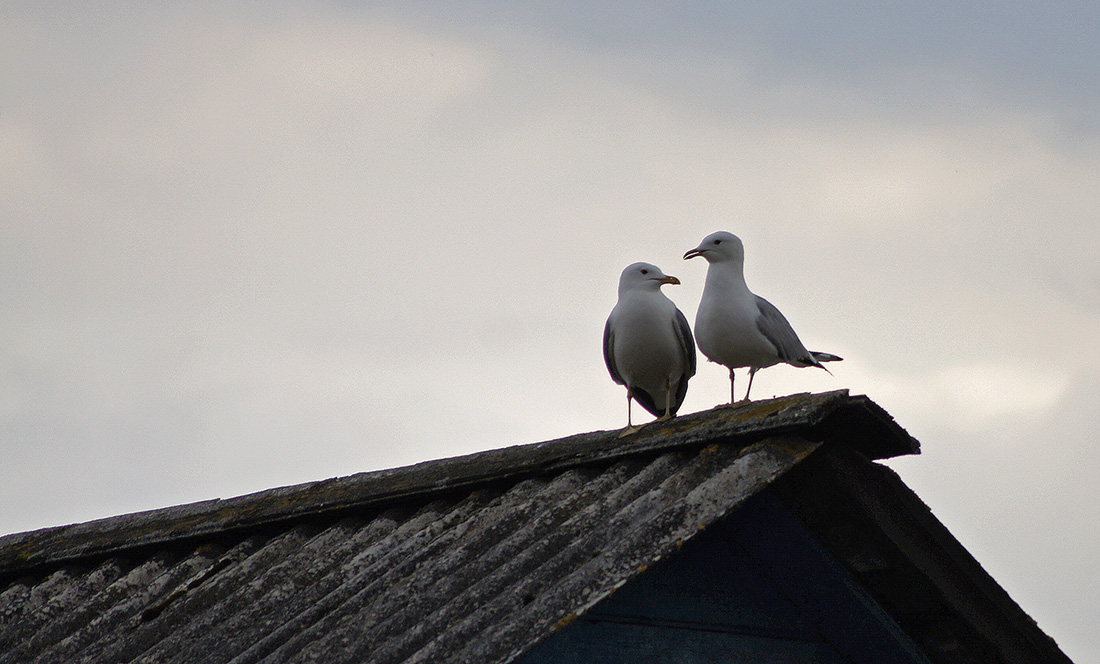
[3,2,1099,660]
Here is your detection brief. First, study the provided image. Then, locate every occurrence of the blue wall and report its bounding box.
[520,490,932,663]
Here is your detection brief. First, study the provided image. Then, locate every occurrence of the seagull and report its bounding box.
[684,231,840,403]
[604,262,697,432]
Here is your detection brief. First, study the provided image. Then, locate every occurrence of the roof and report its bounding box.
[0,390,1070,664]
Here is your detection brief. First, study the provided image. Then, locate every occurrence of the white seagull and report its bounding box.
[684,231,840,403]
[603,262,697,432]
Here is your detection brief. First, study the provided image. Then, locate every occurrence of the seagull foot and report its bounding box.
[618,425,642,438]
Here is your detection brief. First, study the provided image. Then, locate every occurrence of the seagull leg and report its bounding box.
[729,367,737,405]
[657,378,673,421]
[619,390,640,437]
[743,367,758,403]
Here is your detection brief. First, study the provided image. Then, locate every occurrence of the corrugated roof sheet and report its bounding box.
[0,390,909,576]
[0,390,1066,664]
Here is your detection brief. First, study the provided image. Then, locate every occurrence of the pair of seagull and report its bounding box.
[603,231,841,431]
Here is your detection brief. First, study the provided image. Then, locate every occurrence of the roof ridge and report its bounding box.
[0,390,916,576]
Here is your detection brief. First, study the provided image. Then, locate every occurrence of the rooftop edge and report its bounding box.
[0,390,917,576]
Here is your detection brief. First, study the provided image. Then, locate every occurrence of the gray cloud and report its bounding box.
[1,3,1098,659]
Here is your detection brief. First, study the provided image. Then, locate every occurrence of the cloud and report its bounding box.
[2,5,1099,660]
[845,357,1073,432]
[5,2,1098,500]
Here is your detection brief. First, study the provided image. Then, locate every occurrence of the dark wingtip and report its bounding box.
[629,387,662,418]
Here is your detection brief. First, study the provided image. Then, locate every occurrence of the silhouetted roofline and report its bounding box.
[0,390,1070,664]
[771,443,1072,664]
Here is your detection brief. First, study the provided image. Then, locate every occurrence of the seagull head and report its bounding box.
[684,231,744,265]
[618,262,680,296]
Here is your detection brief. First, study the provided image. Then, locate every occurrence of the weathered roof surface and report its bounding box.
[0,389,908,576]
[0,390,1067,664]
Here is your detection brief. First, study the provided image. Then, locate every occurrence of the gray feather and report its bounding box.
[754,295,818,367]
[674,308,697,378]
[602,317,623,385]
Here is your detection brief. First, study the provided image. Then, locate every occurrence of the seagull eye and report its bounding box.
[640,269,649,275]
[713,239,722,245]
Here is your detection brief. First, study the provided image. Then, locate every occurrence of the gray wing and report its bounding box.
[671,307,696,415]
[603,315,625,385]
[674,307,697,377]
[754,295,817,366]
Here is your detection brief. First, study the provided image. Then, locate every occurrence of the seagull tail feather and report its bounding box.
[807,351,842,375]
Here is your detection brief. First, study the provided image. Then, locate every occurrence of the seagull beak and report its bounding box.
[658,275,681,285]
[684,247,704,260]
